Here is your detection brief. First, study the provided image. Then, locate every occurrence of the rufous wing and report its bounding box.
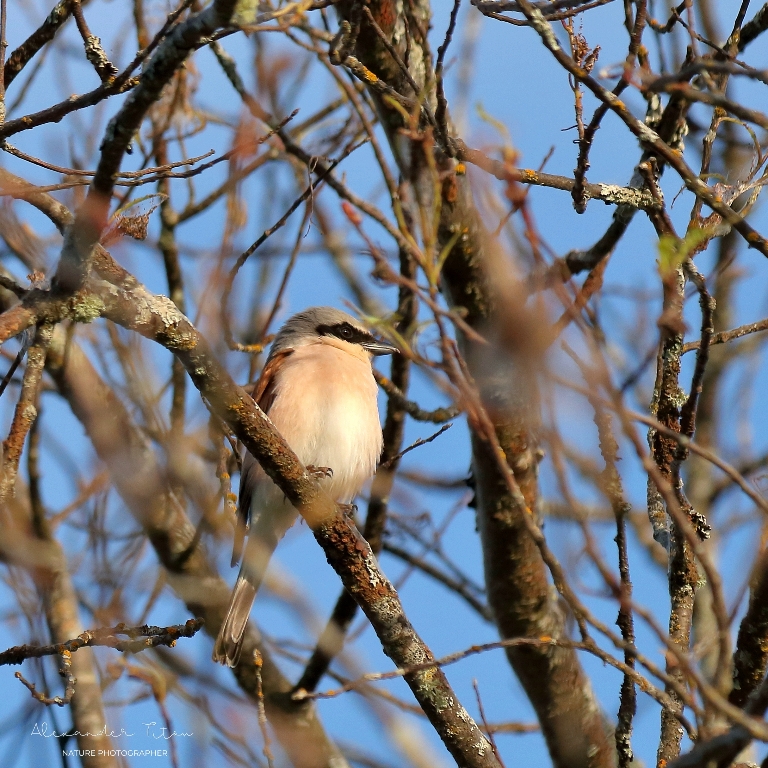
[230,348,293,568]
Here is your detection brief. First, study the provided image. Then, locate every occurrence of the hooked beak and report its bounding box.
[362,340,399,356]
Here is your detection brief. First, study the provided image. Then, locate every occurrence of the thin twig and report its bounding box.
[682,316,768,353]
[252,649,275,768]
[222,138,365,351]
[0,0,7,126]
[374,370,461,422]
[379,423,453,469]
[0,618,206,666]
[383,541,492,620]
[435,0,462,152]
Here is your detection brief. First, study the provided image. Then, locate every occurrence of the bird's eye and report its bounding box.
[340,326,352,338]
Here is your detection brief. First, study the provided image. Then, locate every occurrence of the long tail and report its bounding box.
[213,507,296,666]
[212,567,258,667]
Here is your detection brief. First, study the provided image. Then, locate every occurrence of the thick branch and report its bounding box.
[296,243,418,693]
[0,165,499,764]
[333,0,617,765]
[54,0,239,290]
[730,547,768,708]
[42,322,348,768]
[89,259,498,768]
[4,0,75,88]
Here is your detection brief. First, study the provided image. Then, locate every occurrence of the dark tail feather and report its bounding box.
[214,505,298,666]
[213,569,258,667]
[213,517,285,666]
[230,510,248,568]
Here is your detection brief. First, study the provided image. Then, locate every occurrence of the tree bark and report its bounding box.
[330,1,616,765]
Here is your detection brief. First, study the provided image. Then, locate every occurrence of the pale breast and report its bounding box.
[265,343,383,502]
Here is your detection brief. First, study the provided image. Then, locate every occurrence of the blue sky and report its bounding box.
[1,1,767,767]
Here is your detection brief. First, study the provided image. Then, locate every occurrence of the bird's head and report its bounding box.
[272,306,398,359]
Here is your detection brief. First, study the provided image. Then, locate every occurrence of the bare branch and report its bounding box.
[2,618,204,666]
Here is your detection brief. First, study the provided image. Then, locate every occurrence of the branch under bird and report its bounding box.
[213,306,397,667]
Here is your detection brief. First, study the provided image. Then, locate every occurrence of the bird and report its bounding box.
[213,306,398,666]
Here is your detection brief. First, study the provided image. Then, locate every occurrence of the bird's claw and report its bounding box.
[338,503,357,518]
[307,465,333,479]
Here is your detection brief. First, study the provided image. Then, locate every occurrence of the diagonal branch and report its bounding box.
[514,0,768,258]
[328,0,618,764]
[3,0,76,88]
[43,319,350,768]
[90,255,500,768]
[0,170,349,768]
[1,171,499,766]
[295,236,418,694]
[54,0,239,291]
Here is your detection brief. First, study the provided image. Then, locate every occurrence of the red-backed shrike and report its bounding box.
[213,306,397,666]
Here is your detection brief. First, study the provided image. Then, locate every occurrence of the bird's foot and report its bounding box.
[338,503,358,518]
[307,465,333,479]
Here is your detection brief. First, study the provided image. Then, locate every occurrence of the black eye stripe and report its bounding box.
[316,322,375,345]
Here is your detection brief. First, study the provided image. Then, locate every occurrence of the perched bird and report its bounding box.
[213,306,397,666]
